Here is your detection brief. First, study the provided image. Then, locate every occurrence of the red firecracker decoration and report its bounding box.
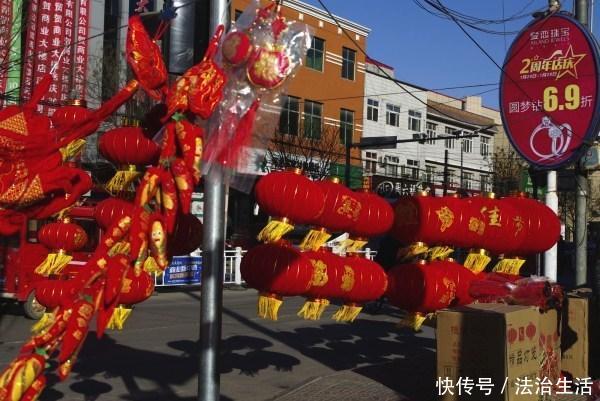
[241,242,314,320]
[331,255,388,322]
[300,177,361,251]
[386,259,476,330]
[254,169,325,243]
[99,127,160,194]
[35,218,88,276]
[297,248,346,320]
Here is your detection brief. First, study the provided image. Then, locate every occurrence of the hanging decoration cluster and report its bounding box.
[0,0,308,398]
[245,173,393,322]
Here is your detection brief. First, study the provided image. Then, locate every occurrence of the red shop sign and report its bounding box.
[500,13,600,168]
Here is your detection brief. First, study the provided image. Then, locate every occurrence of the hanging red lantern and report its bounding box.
[297,248,347,320]
[168,213,203,256]
[241,242,314,320]
[34,280,78,309]
[299,177,362,251]
[331,255,388,322]
[505,194,560,254]
[345,190,393,252]
[386,259,476,329]
[35,218,88,276]
[51,100,93,131]
[391,193,463,259]
[94,198,134,230]
[99,127,160,194]
[254,169,325,243]
[106,270,155,330]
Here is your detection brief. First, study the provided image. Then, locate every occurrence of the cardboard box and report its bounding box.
[437,304,559,401]
[561,289,592,380]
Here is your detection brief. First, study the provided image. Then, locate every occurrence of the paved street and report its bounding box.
[0,288,436,401]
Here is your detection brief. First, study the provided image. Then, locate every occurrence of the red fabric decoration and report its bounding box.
[313,178,362,232]
[38,220,87,253]
[118,270,155,305]
[168,213,203,256]
[94,198,134,230]
[174,119,203,185]
[254,170,325,225]
[126,15,167,100]
[222,31,252,65]
[349,190,394,238]
[99,127,160,166]
[247,48,290,89]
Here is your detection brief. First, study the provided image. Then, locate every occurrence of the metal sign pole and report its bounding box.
[198,2,228,400]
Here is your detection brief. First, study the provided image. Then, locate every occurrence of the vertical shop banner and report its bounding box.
[5,0,24,104]
[73,0,89,99]
[61,0,75,100]
[44,0,66,113]
[22,0,39,101]
[0,0,12,104]
[31,0,53,113]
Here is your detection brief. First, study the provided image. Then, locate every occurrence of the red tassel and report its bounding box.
[213,100,260,169]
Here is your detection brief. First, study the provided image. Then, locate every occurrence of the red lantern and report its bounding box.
[104,269,154,330]
[299,177,361,251]
[99,127,160,194]
[241,242,314,320]
[386,259,476,329]
[34,280,77,309]
[168,213,203,256]
[346,190,393,251]
[331,255,388,322]
[505,195,560,254]
[254,169,325,242]
[51,100,93,131]
[298,248,347,320]
[94,198,134,230]
[35,219,88,276]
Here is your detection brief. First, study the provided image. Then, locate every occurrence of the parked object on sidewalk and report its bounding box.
[561,289,594,380]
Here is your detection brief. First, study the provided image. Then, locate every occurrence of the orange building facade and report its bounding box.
[230,0,370,187]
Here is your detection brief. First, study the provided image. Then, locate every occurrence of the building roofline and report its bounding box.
[282,0,371,36]
[365,56,394,71]
[428,88,500,113]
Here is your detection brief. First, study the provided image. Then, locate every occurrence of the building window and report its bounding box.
[480,136,490,156]
[367,99,379,122]
[462,136,473,153]
[341,47,356,80]
[279,96,300,135]
[408,110,422,132]
[304,100,322,139]
[340,109,354,145]
[385,155,399,177]
[481,175,491,192]
[306,37,324,71]
[365,151,377,174]
[462,171,474,189]
[447,169,456,186]
[426,122,437,144]
[386,104,400,127]
[425,165,436,183]
[407,159,420,179]
[445,127,455,149]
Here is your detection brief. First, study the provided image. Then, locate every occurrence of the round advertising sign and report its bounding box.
[500,13,600,168]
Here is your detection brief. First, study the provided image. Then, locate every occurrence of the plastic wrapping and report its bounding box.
[202,0,311,192]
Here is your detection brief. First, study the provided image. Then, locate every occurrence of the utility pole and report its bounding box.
[198,1,228,401]
[575,0,589,286]
[443,149,449,196]
[459,139,464,191]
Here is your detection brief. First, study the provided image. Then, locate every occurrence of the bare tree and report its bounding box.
[491,148,525,196]
[265,123,345,180]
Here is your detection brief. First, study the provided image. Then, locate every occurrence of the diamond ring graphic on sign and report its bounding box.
[529,116,573,161]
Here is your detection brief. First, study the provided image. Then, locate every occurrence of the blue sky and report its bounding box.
[302,0,599,110]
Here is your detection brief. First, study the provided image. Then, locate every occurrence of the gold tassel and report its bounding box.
[397,242,429,261]
[107,305,133,330]
[108,241,131,257]
[299,228,331,251]
[143,256,163,275]
[297,299,330,320]
[427,246,454,261]
[257,293,283,320]
[346,239,368,253]
[398,312,429,331]
[257,218,294,243]
[332,304,363,323]
[105,166,141,195]
[492,258,525,275]
[31,312,55,334]
[59,139,87,161]
[34,251,72,276]
[463,249,491,273]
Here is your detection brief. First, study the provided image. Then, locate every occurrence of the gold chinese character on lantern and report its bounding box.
[436,206,454,232]
[514,216,524,237]
[481,206,502,227]
[341,265,355,292]
[468,217,486,235]
[336,195,362,221]
[310,259,329,287]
